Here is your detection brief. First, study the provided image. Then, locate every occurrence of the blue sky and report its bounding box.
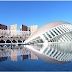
[0,1,72,30]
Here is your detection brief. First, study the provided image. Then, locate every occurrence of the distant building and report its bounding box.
[29,25,38,35]
[0,24,7,30]
[9,24,17,30]
[9,24,17,37]
[20,24,28,37]
[20,24,27,31]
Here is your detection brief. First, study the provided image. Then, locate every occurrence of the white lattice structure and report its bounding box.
[25,21,72,44]
[0,29,31,38]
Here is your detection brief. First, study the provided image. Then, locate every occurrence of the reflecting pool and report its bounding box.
[0,43,72,71]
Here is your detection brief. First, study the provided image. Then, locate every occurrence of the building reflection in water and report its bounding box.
[0,49,7,62]
[20,47,38,60]
[21,48,29,61]
[0,46,38,63]
[29,52,38,60]
[0,43,72,64]
[21,55,28,60]
[0,57,7,62]
[9,50,17,61]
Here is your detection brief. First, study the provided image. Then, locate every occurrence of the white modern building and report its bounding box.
[25,21,72,44]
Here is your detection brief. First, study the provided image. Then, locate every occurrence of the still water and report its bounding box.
[0,43,72,71]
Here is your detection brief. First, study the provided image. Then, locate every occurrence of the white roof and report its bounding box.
[27,21,71,41]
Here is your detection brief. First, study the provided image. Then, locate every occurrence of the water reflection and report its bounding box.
[0,57,7,62]
[0,43,72,64]
[26,43,72,64]
[0,46,39,62]
[10,49,17,61]
[29,52,38,60]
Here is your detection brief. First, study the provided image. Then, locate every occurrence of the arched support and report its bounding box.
[6,40,11,43]
[12,40,17,43]
[18,40,22,43]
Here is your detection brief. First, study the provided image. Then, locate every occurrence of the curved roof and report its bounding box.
[26,21,71,42]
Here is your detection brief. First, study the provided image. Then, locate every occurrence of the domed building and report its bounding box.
[25,21,72,44]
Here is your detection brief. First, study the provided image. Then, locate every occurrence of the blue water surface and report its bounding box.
[0,55,72,71]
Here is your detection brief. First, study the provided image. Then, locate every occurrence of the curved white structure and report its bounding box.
[25,21,72,44]
[26,43,72,64]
